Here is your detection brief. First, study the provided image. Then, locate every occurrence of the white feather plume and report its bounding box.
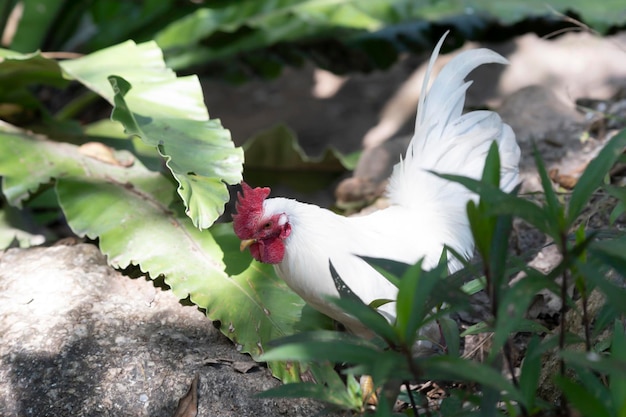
[385,33,520,268]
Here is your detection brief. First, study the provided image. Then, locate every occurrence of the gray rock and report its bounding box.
[0,244,333,417]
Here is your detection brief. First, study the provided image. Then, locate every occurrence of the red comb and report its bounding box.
[232,182,270,239]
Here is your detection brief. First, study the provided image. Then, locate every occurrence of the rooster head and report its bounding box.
[232,182,291,264]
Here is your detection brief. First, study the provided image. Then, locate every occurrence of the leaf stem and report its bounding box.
[580,281,592,352]
[558,233,569,411]
[404,381,420,417]
[55,91,99,121]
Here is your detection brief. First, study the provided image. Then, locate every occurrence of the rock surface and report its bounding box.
[0,243,331,417]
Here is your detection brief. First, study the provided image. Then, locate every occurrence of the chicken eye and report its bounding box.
[263,221,272,229]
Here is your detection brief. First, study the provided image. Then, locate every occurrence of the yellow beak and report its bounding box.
[240,239,256,251]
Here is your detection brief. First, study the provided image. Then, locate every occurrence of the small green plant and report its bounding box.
[258,132,626,416]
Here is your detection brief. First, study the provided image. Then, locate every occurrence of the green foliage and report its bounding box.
[259,131,626,415]
[153,0,625,76]
[0,0,621,81]
[3,0,200,53]
[0,41,334,381]
[242,123,359,193]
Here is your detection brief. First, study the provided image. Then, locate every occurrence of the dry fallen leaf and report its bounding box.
[232,361,258,374]
[549,168,578,189]
[171,375,198,417]
[202,357,258,373]
[79,141,134,167]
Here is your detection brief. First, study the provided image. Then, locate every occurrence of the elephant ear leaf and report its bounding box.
[60,40,244,229]
[0,41,331,382]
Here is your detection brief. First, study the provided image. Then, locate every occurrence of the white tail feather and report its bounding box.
[388,32,519,205]
[386,32,520,266]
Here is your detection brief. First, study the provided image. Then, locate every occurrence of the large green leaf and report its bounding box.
[242,124,358,193]
[0,48,67,88]
[59,40,244,229]
[0,48,68,115]
[154,0,624,73]
[0,130,324,381]
[9,0,66,53]
[0,205,48,249]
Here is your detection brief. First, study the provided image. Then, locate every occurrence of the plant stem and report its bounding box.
[580,282,592,351]
[558,233,570,411]
[55,91,99,121]
[404,381,420,417]
[504,340,529,417]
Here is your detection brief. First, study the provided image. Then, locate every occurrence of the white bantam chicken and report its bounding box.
[233,33,520,337]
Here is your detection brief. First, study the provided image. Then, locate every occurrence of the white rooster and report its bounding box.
[233,34,520,338]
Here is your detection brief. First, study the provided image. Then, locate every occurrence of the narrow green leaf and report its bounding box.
[555,376,612,417]
[560,350,626,375]
[482,142,501,187]
[467,200,494,261]
[262,330,382,364]
[568,130,626,224]
[438,316,460,356]
[461,276,486,295]
[588,235,626,273]
[519,336,541,410]
[395,260,422,342]
[605,185,626,204]
[368,298,395,309]
[610,201,626,225]
[437,173,552,236]
[593,303,621,340]
[329,260,362,302]
[611,320,626,415]
[490,270,555,360]
[264,364,362,411]
[308,362,354,394]
[578,257,626,314]
[257,381,360,411]
[532,143,564,230]
[361,256,410,285]
[479,385,499,417]
[344,350,410,391]
[396,260,447,345]
[569,364,614,413]
[461,321,491,337]
[420,356,524,405]
[327,297,400,346]
[487,213,513,301]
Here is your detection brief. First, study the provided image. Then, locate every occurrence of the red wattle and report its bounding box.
[250,238,285,264]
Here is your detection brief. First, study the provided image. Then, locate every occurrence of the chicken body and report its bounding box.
[259,198,464,335]
[233,34,520,337]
